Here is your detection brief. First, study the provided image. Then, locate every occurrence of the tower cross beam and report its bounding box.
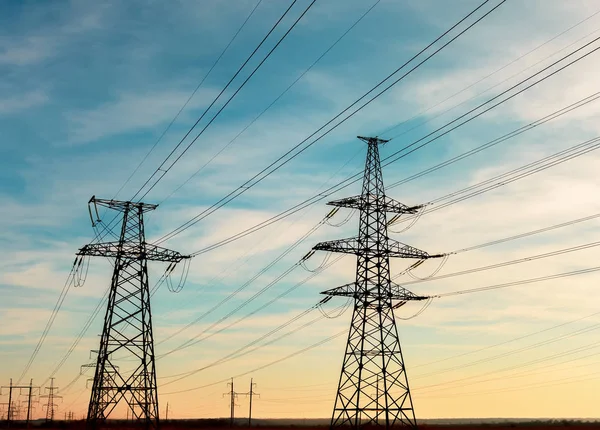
[78,242,188,263]
[326,195,422,214]
[314,237,436,259]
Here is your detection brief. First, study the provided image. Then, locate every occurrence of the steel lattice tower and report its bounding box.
[312,137,441,429]
[77,197,189,430]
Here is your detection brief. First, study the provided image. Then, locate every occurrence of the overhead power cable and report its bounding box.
[432,265,600,298]
[112,0,265,202]
[413,340,600,394]
[160,270,600,396]
[398,240,600,286]
[411,310,600,370]
[41,286,110,386]
[161,329,347,395]
[156,236,600,383]
[159,245,600,398]
[379,34,600,171]
[159,243,599,387]
[16,262,78,384]
[153,0,505,245]
[156,148,362,325]
[453,212,600,254]
[158,0,381,206]
[154,211,337,349]
[156,253,343,359]
[160,298,349,385]
[417,369,600,399]
[183,63,600,257]
[393,135,600,223]
[387,91,600,190]
[92,0,306,243]
[422,351,600,397]
[412,321,600,380]
[159,254,600,395]
[133,0,316,202]
[379,7,600,139]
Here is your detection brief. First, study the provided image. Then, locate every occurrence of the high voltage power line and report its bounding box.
[135,229,600,388]
[219,310,600,396]
[99,1,595,257]
[378,8,600,140]
[411,323,600,381]
[19,0,324,391]
[157,297,600,397]
[100,46,600,375]
[413,340,600,394]
[19,0,492,388]
[386,91,600,190]
[159,295,600,397]
[28,132,600,401]
[152,0,505,246]
[183,73,600,257]
[91,0,314,243]
[399,241,600,286]
[112,0,265,202]
[165,247,599,370]
[106,0,597,250]
[111,2,600,247]
[133,0,318,202]
[137,208,600,367]
[158,0,382,207]
[391,134,600,223]
[90,0,516,370]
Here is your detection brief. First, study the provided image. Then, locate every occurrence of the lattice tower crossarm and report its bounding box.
[312,136,442,429]
[77,197,189,430]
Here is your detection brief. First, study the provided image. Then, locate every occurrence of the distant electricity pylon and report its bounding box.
[41,378,61,423]
[312,136,442,429]
[223,378,240,427]
[243,378,259,427]
[77,197,189,430]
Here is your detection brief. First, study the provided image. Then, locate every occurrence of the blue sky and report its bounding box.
[2,0,600,421]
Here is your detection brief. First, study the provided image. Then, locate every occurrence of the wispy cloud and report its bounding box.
[0,90,48,114]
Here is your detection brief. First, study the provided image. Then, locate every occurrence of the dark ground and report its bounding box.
[5,418,600,429]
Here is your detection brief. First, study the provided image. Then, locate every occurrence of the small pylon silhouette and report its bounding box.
[41,378,61,422]
[312,136,442,429]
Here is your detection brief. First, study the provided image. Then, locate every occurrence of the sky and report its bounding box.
[2,0,600,422]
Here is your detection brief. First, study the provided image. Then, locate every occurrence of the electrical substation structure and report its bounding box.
[1,379,39,427]
[312,136,442,429]
[77,197,189,430]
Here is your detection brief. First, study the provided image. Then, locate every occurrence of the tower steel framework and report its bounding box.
[312,137,441,429]
[77,197,188,430]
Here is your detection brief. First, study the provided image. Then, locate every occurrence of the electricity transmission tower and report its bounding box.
[312,136,441,429]
[77,197,189,430]
[223,378,240,427]
[243,379,259,426]
[41,378,61,422]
